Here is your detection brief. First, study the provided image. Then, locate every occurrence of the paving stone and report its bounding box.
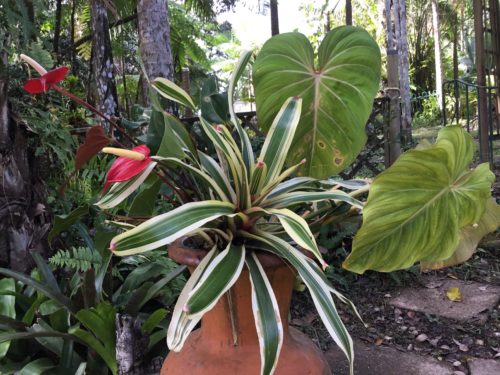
[468,358,500,375]
[325,340,454,375]
[389,278,500,321]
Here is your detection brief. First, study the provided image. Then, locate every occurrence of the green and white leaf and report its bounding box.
[168,246,218,351]
[0,278,15,359]
[265,177,316,200]
[344,126,495,274]
[185,242,245,316]
[244,231,354,375]
[258,97,302,184]
[110,201,235,256]
[266,208,326,268]
[151,77,196,110]
[253,26,381,178]
[246,252,283,375]
[199,151,236,202]
[228,50,255,175]
[96,162,157,209]
[262,190,363,210]
[154,156,230,201]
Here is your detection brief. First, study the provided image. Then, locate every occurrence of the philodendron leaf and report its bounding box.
[253,26,381,178]
[420,198,500,271]
[343,126,495,274]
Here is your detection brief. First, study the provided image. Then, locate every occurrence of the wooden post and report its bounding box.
[384,0,401,166]
[387,51,402,166]
[270,0,279,36]
[489,0,500,132]
[473,0,490,163]
[346,0,352,25]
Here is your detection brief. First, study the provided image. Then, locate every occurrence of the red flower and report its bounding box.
[23,66,68,94]
[103,145,153,192]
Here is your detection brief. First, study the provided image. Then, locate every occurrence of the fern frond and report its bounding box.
[49,247,102,272]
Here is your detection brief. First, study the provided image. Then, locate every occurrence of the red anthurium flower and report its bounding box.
[102,145,153,192]
[23,66,69,94]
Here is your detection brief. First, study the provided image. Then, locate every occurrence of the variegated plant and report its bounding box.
[97,49,365,375]
[95,26,497,375]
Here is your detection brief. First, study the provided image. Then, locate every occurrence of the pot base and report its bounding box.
[161,326,331,375]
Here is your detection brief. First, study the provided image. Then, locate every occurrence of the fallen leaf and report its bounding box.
[375,337,384,346]
[425,280,444,289]
[452,338,469,352]
[447,273,459,280]
[446,287,462,302]
[416,334,428,342]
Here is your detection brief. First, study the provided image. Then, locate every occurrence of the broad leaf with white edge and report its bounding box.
[246,252,283,375]
[168,246,218,351]
[110,201,235,256]
[185,242,245,316]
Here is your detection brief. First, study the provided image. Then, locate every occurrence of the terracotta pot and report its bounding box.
[161,239,332,375]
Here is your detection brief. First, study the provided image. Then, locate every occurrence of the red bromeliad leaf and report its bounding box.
[75,126,111,170]
[23,66,69,94]
[103,145,152,192]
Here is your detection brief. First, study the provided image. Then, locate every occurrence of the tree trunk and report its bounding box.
[137,0,174,106]
[473,0,490,163]
[0,41,51,273]
[395,0,412,143]
[345,0,352,25]
[270,0,280,36]
[431,0,443,109]
[90,0,119,124]
[53,0,63,64]
[384,0,401,166]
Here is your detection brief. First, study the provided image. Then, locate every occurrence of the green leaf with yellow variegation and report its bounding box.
[343,126,495,274]
[421,198,500,271]
[253,26,381,178]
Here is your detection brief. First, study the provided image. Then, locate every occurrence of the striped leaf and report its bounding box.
[96,162,157,209]
[167,246,218,351]
[185,242,245,316]
[259,97,302,184]
[198,151,236,202]
[253,26,381,178]
[246,252,283,375]
[266,208,326,269]
[199,117,250,208]
[243,231,354,375]
[110,201,235,256]
[250,162,268,196]
[151,77,196,110]
[154,156,230,201]
[343,126,495,274]
[228,50,255,175]
[262,191,363,210]
[265,177,316,200]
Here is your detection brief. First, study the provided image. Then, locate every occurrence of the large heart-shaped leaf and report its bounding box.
[343,126,495,274]
[420,198,500,271]
[253,26,381,178]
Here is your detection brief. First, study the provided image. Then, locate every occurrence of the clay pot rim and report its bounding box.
[168,236,288,269]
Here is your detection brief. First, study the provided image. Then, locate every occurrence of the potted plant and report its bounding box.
[20,26,498,375]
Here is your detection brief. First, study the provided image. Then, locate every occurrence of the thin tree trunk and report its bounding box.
[137,0,174,106]
[384,0,401,166]
[270,0,280,36]
[90,0,119,124]
[453,11,459,121]
[431,0,443,109]
[396,0,412,142]
[70,0,76,69]
[473,0,490,162]
[53,0,63,64]
[346,0,352,25]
